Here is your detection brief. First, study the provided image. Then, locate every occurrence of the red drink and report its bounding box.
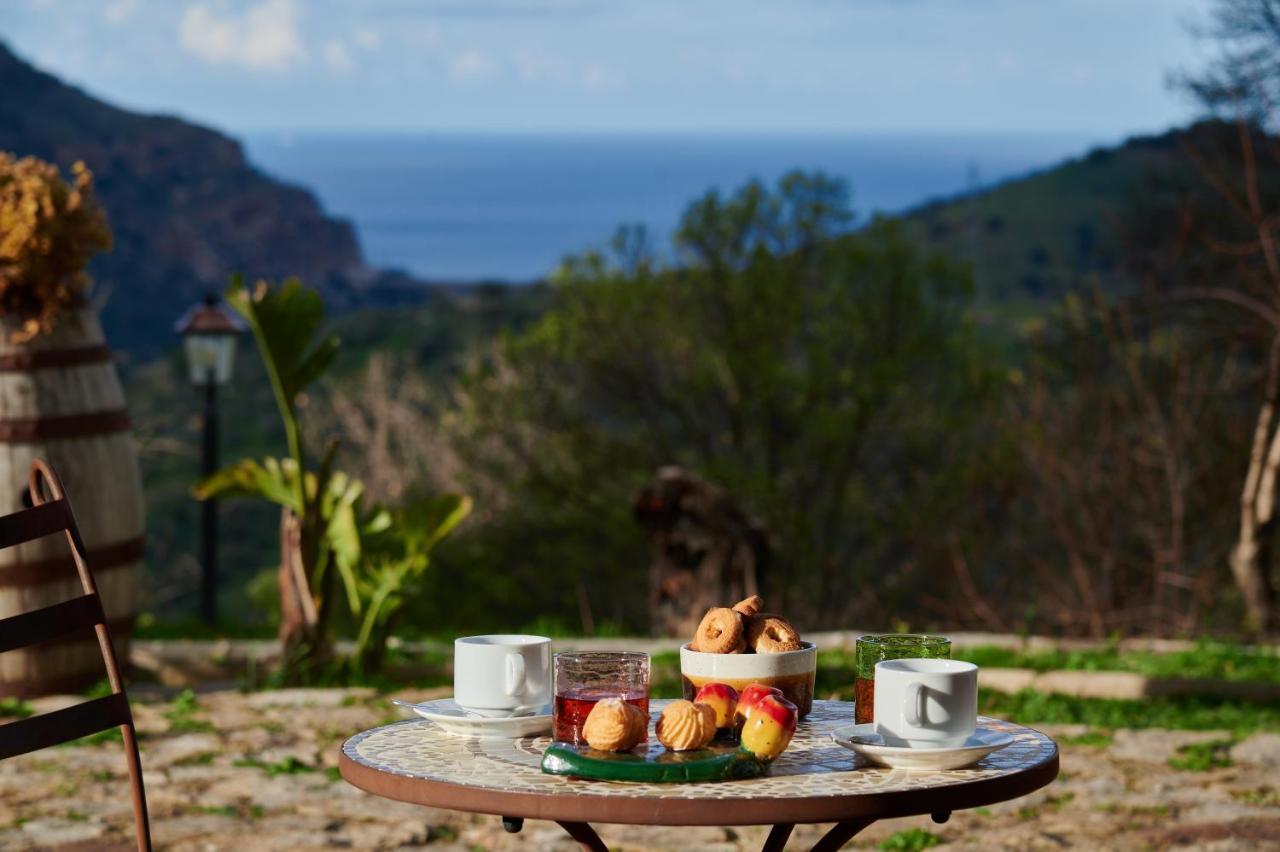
[553,689,649,744]
[854,676,874,724]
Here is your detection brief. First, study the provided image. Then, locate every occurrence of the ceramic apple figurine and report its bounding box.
[739,693,798,761]
[693,683,739,728]
[734,683,783,726]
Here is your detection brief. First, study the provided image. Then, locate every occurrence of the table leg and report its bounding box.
[762,823,795,852]
[557,821,608,852]
[809,818,875,852]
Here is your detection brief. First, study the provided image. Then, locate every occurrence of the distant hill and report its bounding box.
[905,122,1236,320]
[0,41,428,359]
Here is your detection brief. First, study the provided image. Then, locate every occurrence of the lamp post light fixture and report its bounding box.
[175,294,245,626]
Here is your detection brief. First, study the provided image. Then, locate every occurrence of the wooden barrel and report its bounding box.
[0,308,144,696]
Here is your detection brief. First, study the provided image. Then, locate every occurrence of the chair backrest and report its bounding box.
[0,459,151,851]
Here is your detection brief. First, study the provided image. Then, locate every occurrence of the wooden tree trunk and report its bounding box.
[1231,396,1280,636]
[278,508,318,657]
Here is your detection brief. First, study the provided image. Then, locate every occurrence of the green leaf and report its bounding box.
[226,277,338,403]
[324,474,368,617]
[195,457,301,512]
[395,494,473,554]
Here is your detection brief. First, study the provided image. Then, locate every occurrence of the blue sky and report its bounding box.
[3,0,1210,136]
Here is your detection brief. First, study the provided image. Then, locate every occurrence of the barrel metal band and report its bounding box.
[0,536,145,585]
[0,410,131,442]
[0,345,112,372]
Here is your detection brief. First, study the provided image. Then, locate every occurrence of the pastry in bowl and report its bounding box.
[681,597,815,716]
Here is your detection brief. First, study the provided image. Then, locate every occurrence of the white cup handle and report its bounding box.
[505,652,526,698]
[904,681,924,726]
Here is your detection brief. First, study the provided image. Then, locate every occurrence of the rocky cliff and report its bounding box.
[0,42,417,359]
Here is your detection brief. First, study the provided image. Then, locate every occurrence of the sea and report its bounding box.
[243,132,1102,283]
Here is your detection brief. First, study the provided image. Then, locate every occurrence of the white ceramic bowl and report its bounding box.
[679,641,817,717]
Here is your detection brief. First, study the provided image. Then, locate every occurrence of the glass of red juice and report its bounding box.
[553,651,650,744]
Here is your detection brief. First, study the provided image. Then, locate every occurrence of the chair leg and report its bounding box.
[120,723,151,851]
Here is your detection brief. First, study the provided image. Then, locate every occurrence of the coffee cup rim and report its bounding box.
[455,634,551,647]
[875,658,976,675]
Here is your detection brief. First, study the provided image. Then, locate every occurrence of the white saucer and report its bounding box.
[393,698,553,740]
[831,723,1014,770]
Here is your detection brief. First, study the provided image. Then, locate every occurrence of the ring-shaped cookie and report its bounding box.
[693,607,746,654]
[746,613,802,653]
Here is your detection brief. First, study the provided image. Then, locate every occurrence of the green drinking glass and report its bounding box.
[854,634,951,724]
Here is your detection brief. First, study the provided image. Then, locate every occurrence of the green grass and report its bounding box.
[1167,739,1235,771]
[955,640,1280,683]
[233,755,314,776]
[979,689,1280,733]
[427,825,459,843]
[165,689,215,733]
[878,828,944,851]
[195,805,239,818]
[0,697,33,718]
[1231,786,1279,806]
[1057,730,1113,748]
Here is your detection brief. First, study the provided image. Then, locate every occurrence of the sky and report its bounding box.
[2,0,1212,137]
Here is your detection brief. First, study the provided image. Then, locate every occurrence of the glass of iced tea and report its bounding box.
[855,634,951,724]
[553,651,650,744]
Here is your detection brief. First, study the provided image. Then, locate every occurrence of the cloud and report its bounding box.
[321,39,354,72]
[449,50,499,83]
[580,63,622,92]
[352,27,381,50]
[179,0,305,71]
[514,51,570,85]
[104,0,141,23]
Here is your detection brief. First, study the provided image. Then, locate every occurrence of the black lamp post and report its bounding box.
[175,295,245,625]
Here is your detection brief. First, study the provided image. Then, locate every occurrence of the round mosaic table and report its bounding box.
[340,699,1058,852]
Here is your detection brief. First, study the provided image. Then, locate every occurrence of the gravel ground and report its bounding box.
[1,687,1278,851]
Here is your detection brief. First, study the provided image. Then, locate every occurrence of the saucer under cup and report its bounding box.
[398,698,553,740]
[874,658,977,748]
[454,634,551,718]
[832,723,1014,770]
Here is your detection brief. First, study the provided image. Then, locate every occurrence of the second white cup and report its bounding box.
[873,658,978,748]
[454,634,551,717]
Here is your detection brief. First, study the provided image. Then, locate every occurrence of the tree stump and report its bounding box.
[633,466,769,637]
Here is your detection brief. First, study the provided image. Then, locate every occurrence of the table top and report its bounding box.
[339,700,1059,826]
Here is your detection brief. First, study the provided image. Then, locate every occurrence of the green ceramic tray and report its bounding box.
[541,740,767,783]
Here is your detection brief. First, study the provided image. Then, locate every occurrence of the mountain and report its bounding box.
[0,41,426,359]
[905,122,1240,322]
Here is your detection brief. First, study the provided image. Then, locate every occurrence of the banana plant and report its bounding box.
[198,276,471,678]
[197,277,361,670]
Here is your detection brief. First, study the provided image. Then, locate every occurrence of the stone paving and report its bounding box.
[1,687,1278,850]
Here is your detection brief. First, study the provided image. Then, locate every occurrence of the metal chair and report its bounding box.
[0,459,150,851]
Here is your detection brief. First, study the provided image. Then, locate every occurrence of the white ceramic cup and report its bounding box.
[873,658,978,748]
[454,635,551,718]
